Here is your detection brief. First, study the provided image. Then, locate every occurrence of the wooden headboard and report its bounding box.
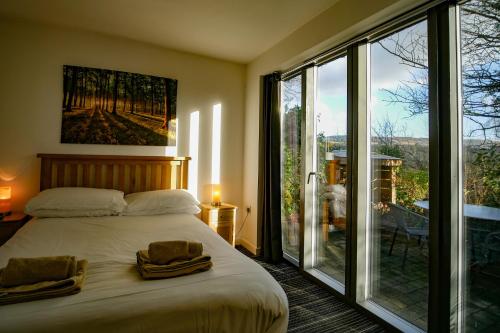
[37,154,190,194]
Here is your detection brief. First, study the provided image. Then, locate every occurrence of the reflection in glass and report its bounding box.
[460,1,500,331]
[314,57,348,284]
[369,21,429,330]
[281,76,302,259]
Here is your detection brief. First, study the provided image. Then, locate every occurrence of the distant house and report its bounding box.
[326,150,402,203]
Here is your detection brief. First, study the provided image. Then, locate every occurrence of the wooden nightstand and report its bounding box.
[0,213,30,246]
[200,203,237,246]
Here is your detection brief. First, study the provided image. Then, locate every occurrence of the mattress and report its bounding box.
[0,215,288,333]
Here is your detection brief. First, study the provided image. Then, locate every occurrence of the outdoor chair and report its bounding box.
[387,203,429,268]
[481,231,500,278]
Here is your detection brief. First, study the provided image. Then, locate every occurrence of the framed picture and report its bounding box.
[61,65,177,146]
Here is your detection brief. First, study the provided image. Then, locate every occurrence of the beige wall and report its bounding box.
[0,18,246,217]
[239,0,427,253]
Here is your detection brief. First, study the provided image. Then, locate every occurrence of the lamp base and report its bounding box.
[211,201,222,207]
[0,210,12,221]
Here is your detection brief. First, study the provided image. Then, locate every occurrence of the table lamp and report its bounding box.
[0,186,12,219]
[211,184,221,207]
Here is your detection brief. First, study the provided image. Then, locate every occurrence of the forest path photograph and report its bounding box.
[61,65,177,146]
[62,107,172,145]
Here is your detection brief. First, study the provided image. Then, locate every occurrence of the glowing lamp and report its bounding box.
[211,184,221,207]
[0,186,12,218]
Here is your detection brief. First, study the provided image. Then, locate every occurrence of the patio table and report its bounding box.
[414,201,500,221]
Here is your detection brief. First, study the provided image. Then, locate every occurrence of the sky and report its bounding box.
[317,21,429,139]
[283,21,430,139]
[283,18,497,142]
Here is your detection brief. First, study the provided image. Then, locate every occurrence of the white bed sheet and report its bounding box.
[0,215,288,333]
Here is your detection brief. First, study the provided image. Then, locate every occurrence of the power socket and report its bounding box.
[246,206,251,214]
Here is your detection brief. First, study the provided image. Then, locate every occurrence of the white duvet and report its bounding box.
[0,215,288,333]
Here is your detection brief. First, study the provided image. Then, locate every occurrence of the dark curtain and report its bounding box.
[258,72,283,263]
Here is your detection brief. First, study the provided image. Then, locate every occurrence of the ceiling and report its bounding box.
[0,0,339,63]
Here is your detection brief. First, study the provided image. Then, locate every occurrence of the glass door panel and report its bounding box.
[313,56,348,284]
[369,20,429,330]
[281,75,302,260]
[460,1,500,331]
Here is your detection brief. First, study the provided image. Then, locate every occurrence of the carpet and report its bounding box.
[239,247,386,333]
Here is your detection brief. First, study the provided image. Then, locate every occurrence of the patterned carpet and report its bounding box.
[238,247,386,333]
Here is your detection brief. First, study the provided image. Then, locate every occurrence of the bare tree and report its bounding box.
[378,0,499,140]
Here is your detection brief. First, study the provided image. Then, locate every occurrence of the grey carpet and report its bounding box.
[238,247,386,333]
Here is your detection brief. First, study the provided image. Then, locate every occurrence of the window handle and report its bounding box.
[307,172,316,184]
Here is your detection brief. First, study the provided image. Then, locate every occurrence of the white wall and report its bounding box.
[239,0,427,253]
[0,18,246,217]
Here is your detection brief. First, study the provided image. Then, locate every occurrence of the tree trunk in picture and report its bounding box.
[98,72,104,111]
[90,72,97,110]
[63,67,69,110]
[112,72,119,114]
[94,72,100,111]
[159,97,163,119]
[143,81,147,113]
[162,79,168,129]
[73,69,79,107]
[122,73,128,112]
[65,67,78,112]
[151,79,155,116]
[131,75,136,114]
[104,72,110,112]
[81,69,87,108]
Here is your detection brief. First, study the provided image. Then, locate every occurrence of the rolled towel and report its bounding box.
[0,256,77,288]
[148,241,203,265]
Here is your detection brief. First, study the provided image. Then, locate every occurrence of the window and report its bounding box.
[313,56,349,285]
[188,111,200,198]
[274,1,498,331]
[212,104,222,184]
[281,75,302,260]
[460,1,500,331]
[368,20,429,330]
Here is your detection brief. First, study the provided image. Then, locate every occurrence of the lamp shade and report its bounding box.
[0,186,11,200]
[211,184,221,206]
[0,186,12,216]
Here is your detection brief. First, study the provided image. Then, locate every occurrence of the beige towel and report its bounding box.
[0,260,88,305]
[136,250,212,280]
[148,241,203,265]
[0,256,77,288]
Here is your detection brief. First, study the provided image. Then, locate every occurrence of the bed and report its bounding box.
[0,154,288,333]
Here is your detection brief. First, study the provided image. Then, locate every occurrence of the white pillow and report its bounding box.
[26,209,119,218]
[123,189,200,216]
[25,187,127,218]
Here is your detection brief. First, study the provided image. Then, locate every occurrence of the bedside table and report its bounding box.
[0,213,30,246]
[200,203,237,246]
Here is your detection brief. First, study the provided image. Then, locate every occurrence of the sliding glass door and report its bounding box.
[277,1,498,331]
[368,20,429,331]
[281,75,302,261]
[459,1,500,331]
[313,56,349,286]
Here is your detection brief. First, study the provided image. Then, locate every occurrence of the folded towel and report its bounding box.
[136,250,212,280]
[0,256,77,288]
[148,241,203,265]
[0,259,88,305]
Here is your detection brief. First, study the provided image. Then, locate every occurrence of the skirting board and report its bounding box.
[235,237,260,256]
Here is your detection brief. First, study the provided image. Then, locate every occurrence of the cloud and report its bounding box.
[316,96,347,136]
[317,56,347,97]
[370,20,428,92]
